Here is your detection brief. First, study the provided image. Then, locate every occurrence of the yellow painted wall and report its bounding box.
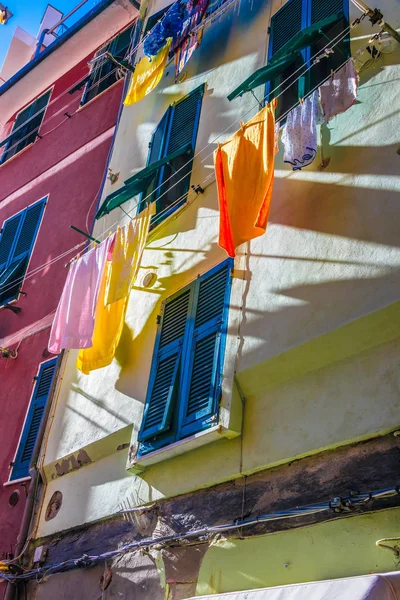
[196,508,400,594]
[36,0,400,539]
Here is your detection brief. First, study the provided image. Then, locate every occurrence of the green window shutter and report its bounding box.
[140,108,171,211]
[154,86,204,221]
[10,359,57,481]
[179,262,232,438]
[270,0,303,57]
[0,198,46,305]
[0,213,22,272]
[1,90,51,163]
[311,0,344,23]
[138,287,193,444]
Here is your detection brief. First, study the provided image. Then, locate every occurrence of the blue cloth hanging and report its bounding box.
[144,1,186,58]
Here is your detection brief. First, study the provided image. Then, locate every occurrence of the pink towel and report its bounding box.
[48,238,112,354]
[319,59,358,123]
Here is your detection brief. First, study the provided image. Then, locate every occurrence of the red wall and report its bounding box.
[0,43,125,578]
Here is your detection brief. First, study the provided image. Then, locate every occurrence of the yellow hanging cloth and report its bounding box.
[214,100,277,257]
[105,203,154,305]
[76,257,127,375]
[124,38,172,106]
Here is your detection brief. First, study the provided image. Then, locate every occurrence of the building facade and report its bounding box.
[7,0,400,597]
[0,0,139,595]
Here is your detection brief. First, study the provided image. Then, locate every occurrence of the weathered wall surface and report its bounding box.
[29,434,400,598]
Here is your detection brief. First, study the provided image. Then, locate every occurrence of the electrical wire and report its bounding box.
[3,485,400,583]
[0,22,360,301]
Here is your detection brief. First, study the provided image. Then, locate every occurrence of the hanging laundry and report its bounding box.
[124,38,172,105]
[175,30,203,77]
[76,249,127,374]
[319,59,358,123]
[174,0,209,77]
[281,90,323,171]
[48,238,111,354]
[144,2,184,57]
[214,100,277,258]
[105,204,154,305]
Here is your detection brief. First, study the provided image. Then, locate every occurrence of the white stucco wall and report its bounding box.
[37,0,400,536]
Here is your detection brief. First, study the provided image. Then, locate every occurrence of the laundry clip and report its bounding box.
[239,121,246,131]
[299,97,304,105]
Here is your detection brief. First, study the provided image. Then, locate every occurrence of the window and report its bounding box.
[82,23,136,105]
[267,0,349,119]
[139,85,204,226]
[138,260,233,457]
[0,198,46,306]
[10,358,57,481]
[0,90,51,164]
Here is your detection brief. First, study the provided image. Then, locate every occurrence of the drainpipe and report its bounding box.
[3,357,62,600]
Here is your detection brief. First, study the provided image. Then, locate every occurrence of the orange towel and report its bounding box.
[215,101,277,257]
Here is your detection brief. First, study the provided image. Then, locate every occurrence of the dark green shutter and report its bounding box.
[0,199,45,305]
[140,108,171,210]
[11,359,57,481]
[179,262,232,437]
[270,0,303,56]
[311,0,344,23]
[0,214,22,272]
[166,86,204,155]
[138,288,192,442]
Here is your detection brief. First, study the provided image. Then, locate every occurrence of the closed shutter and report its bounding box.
[0,198,46,305]
[269,0,303,57]
[138,287,192,442]
[166,86,204,155]
[155,86,204,219]
[180,262,232,437]
[11,359,57,481]
[311,0,344,23]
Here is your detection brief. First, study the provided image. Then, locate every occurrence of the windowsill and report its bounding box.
[76,78,124,114]
[0,142,34,168]
[3,476,31,487]
[128,423,239,472]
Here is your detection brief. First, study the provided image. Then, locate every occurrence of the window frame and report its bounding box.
[0,197,47,307]
[138,84,205,227]
[0,89,52,165]
[138,259,233,458]
[81,21,137,106]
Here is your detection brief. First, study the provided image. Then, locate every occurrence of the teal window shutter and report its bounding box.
[138,260,232,457]
[179,262,232,438]
[140,85,204,226]
[138,287,193,446]
[10,358,57,481]
[0,90,51,164]
[0,198,46,305]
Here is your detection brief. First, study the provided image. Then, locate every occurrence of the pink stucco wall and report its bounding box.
[0,37,127,578]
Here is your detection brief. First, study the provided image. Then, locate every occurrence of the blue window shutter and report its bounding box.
[11,359,57,481]
[179,261,232,438]
[148,108,171,166]
[0,213,23,273]
[0,198,45,305]
[138,287,193,444]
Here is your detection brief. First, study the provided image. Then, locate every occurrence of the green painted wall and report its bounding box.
[197,508,400,595]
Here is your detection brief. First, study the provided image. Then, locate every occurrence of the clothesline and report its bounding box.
[0,22,360,299]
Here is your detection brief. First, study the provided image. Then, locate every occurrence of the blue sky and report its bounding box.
[0,0,98,68]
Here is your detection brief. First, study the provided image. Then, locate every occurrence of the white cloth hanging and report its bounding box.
[281,90,323,171]
[319,58,358,123]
